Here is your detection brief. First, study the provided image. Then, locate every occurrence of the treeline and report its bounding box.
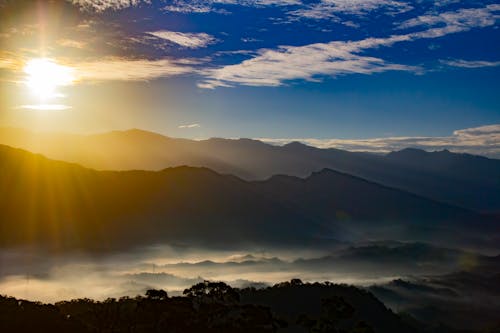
[1,280,498,332]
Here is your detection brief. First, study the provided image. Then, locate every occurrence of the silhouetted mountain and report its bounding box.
[1,127,499,212]
[256,170,500,249]
[0,144,322,251]
[0,144,497,253]
[386,148,500,186]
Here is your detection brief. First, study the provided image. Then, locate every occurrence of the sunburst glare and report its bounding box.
[23,58,74,101]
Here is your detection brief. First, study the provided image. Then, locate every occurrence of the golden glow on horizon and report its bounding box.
[24,58,75,101]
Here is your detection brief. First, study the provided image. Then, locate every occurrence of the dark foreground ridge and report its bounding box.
[1,280,499,333]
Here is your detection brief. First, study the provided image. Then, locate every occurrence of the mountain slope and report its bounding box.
[1,127,499,212]
[1,144,497,252]
[0,144,321,251]
[257,170,498,247]
[386,148,500,186]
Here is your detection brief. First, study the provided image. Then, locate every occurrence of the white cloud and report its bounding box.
[70,0,149,11]
[453,124,500,139]
[178,123,201,128]
[73,57,197,82]
[441,59,500,68]
[289,0,412,20]
[147,31,216,49]
[70,0,497,19]
[198,34,419,88]
[220,0,301,5]
[398,5,500,31]
[198,4,500,88]
[163,2,218,13]
[238,0,301,5]
[241,37,262,43]
[258,124,500,158]
[163,0,301,14]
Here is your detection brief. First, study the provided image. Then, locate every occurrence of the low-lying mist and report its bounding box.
[1,241,495,303]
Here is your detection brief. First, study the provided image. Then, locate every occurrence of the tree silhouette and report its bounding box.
[145,289,168,300]
[183,280,240,304]
[0,281,432,332]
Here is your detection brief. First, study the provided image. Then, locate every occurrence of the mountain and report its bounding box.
[386,148,500,186]
[151,242,499,281]
[1,127,499,212]
[0,144,320,251]
[0,144,497,253]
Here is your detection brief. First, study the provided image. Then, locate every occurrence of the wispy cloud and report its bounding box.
[398,4,500,31]
[198,4,500,88]
[0,51,200,84]
[0,51,21,72]
[0,58,16,70]
[258,124,500,158]
[163,1,228,14]
[70,0,148,12]
[18,104,73,111]
[162,0,301,14]
[441,59,500,68]
[147,31,216,49]
[73,57,197,82]
[198,35,419,88]
[57,39,87,49]
[288,0,412,20]
[178,123,201,128]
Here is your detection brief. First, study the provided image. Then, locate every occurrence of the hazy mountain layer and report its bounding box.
[1,144,497,253]
[370,254,500,330]
[1,127,499,212]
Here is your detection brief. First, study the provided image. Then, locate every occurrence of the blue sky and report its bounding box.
[0,0,499,155]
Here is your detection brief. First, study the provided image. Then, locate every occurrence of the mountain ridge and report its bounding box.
[1,127,499,212]
[1,143,497,253]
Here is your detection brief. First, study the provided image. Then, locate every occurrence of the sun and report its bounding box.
[24,58,75,100]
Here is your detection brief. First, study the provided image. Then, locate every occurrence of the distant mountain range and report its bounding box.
[148,242,500,281]
[370,253,500,330]
[1,127,499,212]
[1,144,497,253]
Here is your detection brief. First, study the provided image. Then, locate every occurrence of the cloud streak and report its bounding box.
[178,123,201,128]
[441,59,500,68]
[198,4,500,88]
[398,4,500,31]
[57,39,87,49]
[162,0,301,14]
[288,0,412,20]
[18,104,73,111]
[258,124,500,158]
[70,0,148,12]
[198,35,418,88]
[147,31,216,49]
[73,57,197,82]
